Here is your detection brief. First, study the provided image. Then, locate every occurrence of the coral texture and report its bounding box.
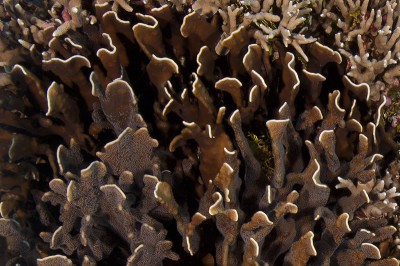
[0,0,400,265]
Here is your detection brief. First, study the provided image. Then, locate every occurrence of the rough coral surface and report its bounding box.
[0,0,400,265]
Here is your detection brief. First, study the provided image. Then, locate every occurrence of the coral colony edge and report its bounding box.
[1,0,400,265]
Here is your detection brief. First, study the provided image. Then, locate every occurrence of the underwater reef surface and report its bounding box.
[1,0,400,265]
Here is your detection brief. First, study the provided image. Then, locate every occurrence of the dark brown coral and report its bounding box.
[0,0,399,265]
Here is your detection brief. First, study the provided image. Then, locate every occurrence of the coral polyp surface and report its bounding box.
[0,0,400,265]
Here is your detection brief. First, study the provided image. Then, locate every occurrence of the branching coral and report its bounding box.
[0,0,400,265]
[316,0,400,105]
